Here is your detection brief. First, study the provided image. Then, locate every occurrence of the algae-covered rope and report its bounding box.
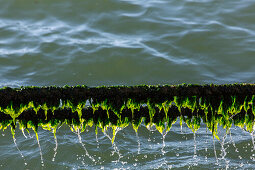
[0,84,254,138]
[1,84,255,107]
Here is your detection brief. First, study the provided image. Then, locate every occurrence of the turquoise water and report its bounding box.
[0,0,255,169]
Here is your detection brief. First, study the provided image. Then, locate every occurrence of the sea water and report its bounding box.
[0,0,255,169]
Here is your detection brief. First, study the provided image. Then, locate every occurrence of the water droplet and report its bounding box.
[21,128,27,139]
[213,137,219,165]
[13,133,27,166]
[135,131,141,154]
[251,131,255,150]
[103,126,123,162]
[75,127,95,162]
[52,130,58,162]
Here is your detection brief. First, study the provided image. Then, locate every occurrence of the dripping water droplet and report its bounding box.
[21,128,27,139]
[103,126,123,163]
[135,131,141,154]
[229,130,239,153]
[13,135,27,166]
[251,131,255,150]
[213,136,219,165]
[73,126,95,162]
[35,132,44,167]
[52,130,58,162]
[219,132,228,167]
[161,123,168,155]
[95,132,100,149]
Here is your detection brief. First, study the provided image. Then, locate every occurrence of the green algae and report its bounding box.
[0,84,255,140]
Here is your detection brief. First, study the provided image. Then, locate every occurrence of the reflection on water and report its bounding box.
[0,121,254,169]
[0,0,255,87]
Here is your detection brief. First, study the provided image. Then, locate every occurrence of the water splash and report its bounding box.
[219,132,229,168]
[146,124,157,132]
[161,123,169,155]
[251,131,255,151]
[213,137,219,165]
[95,132,100,149]
[103,126,123,163]
[135,131,141,154]
[161,134,166,156]
[23,128,32,138]
[193,132,197,158]
[21,128,27,139]
[35,132,44,167]
[52,129,58,162]
[72,126,95,163]
[192,132,199,166]
[12,135,27,166]
[180,116,183,134]
[229,130,239,153]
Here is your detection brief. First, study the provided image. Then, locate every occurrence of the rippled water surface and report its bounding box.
[1,0,255,169]
[1,121,255,169]
[1,0,255,87]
